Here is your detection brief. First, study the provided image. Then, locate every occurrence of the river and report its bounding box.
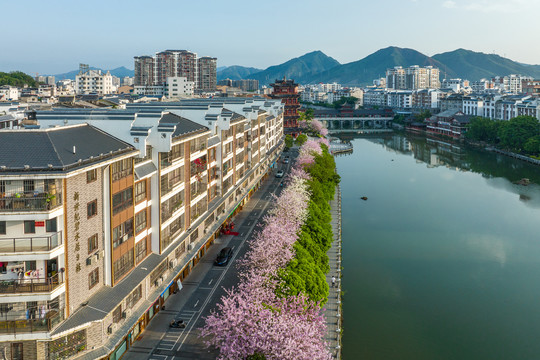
[338,133,540,360]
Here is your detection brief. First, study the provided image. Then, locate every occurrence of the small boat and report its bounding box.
[360,196,368,201]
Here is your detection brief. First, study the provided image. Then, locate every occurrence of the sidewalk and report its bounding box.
[324,185,342,359]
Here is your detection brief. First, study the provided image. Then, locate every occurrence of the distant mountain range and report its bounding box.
[51,47,540,86]
[217,47,540,86]
[51,66,134,80]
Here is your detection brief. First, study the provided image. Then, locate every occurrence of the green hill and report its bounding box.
[301,47,446,86]
[250,51,340,85]
[432,48,540,80]
[0,71,38,87]
[217,66,262,81]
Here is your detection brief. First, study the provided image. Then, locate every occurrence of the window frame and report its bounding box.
[86,169,97,183]
[45,218,57,233]
[87,199,98,219]
[88,268,99,289]
[134,180,147,204]
[88,233,99,254]
[23,220,35,234]
[0,221,6,235]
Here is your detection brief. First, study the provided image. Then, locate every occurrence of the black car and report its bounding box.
[214,247,233,266]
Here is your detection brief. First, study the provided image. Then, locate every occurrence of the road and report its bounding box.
[126,149,296,360]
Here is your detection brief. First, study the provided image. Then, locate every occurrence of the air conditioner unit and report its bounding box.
[170,259,177,268]
[122,311,127,319]
[187,243,193,251]
[107,324,113,335]
[94,252,100,261]
[86,257,93,266]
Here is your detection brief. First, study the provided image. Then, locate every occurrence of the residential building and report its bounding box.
[492,74,532,94]
[75,64,115,95]
[522,80,540,96]
[0,86,19,101]
[0,98,284,359]
[197,57,217,92]
[386,65,440,90]
[426,110,472,138]
[386,90,413,109]
[363,89,387,107]
[133,56,155,87]
[134,77,194,98]
[441,79,469,93]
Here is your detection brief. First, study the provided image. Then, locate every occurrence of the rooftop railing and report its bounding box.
[0,193,62,213]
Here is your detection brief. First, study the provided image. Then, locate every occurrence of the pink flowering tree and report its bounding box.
[202,140,331,360]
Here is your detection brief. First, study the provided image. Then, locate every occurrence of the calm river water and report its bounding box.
[338,134,540,360]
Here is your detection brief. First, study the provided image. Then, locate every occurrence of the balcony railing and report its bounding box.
[0,309,65,334]
[0,273,63,294]
[0,231,62,253]
[0,194,62,212]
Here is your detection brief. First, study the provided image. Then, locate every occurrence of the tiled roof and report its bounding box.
[0,124,135,173]
[159,112,208,138]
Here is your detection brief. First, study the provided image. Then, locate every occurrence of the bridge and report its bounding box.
[312,107,394,133]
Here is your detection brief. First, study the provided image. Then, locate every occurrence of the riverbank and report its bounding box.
[324,185,343,359]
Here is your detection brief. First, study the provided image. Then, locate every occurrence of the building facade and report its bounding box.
[0,98,284,359]
[197,57,217,92]
[386,65,440,90]
[270,78,300,130]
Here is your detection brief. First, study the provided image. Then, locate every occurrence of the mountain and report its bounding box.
[53,66,134,80]
[432,49,540,80]
[249,51,340,85]
[217,66,262,81]
[301,46,446,86]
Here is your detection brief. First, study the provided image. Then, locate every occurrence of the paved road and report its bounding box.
[126,150,295,360]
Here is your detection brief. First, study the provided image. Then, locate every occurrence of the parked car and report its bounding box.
[275,170,284,178]
[283,158,290,164]
[214,247,233,266]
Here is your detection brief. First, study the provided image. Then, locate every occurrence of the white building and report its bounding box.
[387,91,413,109]
[0,86,19,101]
[75,69,115,95]
[134,77,194,98]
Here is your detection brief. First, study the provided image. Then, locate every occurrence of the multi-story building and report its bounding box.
[0,98,284,359]
[133,56,155,87]
[363,89,387,107]
[386,90,413,109]
[0,86,19,101]
[386,65,440,90]
[197,57,217,92]
[522,80,540,96]
[492,74,533,94]
[75,65,115,95]
[270,78,299,130]
[0,124,138,359]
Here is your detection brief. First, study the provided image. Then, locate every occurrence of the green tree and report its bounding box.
[498,116,540,151]
[524,135,540,155]
[0,71,38,87]
[466,117,500,142]
[295,133,308,146]
[285,134,294,148]
[414,110,432,122]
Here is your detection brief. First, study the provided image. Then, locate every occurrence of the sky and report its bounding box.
[2,0,540,75]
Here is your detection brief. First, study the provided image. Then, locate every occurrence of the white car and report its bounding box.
[275,170,284,178]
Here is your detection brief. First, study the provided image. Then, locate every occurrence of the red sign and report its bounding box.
[35,221,45,227]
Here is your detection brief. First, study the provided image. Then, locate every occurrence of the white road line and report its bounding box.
[208,278,213,285]
[193,299,199,308]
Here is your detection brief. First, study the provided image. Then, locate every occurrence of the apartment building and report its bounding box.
[75,67,115,96]
[197,57,217,92]
[386,65,440,90]
[0,97,284,359]
[135,50,217,94]
[0,124,138,359]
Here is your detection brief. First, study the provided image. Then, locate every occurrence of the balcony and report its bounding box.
[0,232,62,253]
[0,273,63,295]
[0,308,65,334]
[0,194,62,213]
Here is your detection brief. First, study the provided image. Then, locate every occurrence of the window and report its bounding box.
[0,180,5,194]
[24,220,35,234]
[113,305,122,323]
[111,159,133,182]
[135,181,146,203]
[112,188,133,215]
[135,210,147,234]
[88,234,99,254]
[86,169,97,183]
[23,180,35,194]
[113,250,134,280]
[12,343,23,360]
[135,239,147,264]
[87,200,97,218]
[113,218,134,248]
[126,285,143,309]
[0,221,5,235]
[46,217,57,232]
[88,268,99,289]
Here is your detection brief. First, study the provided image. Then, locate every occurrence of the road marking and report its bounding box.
[194,299,199,308]
[208,278,213,285]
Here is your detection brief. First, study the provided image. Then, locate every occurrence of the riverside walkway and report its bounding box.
[324,185,342,359]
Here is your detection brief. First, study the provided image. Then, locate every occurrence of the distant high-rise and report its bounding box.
[386,65,440,90]
[197,56,217,92]
[135,49,215,92]
[134,56,155,87]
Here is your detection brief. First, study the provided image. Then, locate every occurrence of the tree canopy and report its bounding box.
[0,71,37,87]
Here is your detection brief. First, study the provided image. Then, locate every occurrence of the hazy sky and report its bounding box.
[2,0,540,74]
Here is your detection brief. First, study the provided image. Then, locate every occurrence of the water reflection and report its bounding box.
[347,133,540,209]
